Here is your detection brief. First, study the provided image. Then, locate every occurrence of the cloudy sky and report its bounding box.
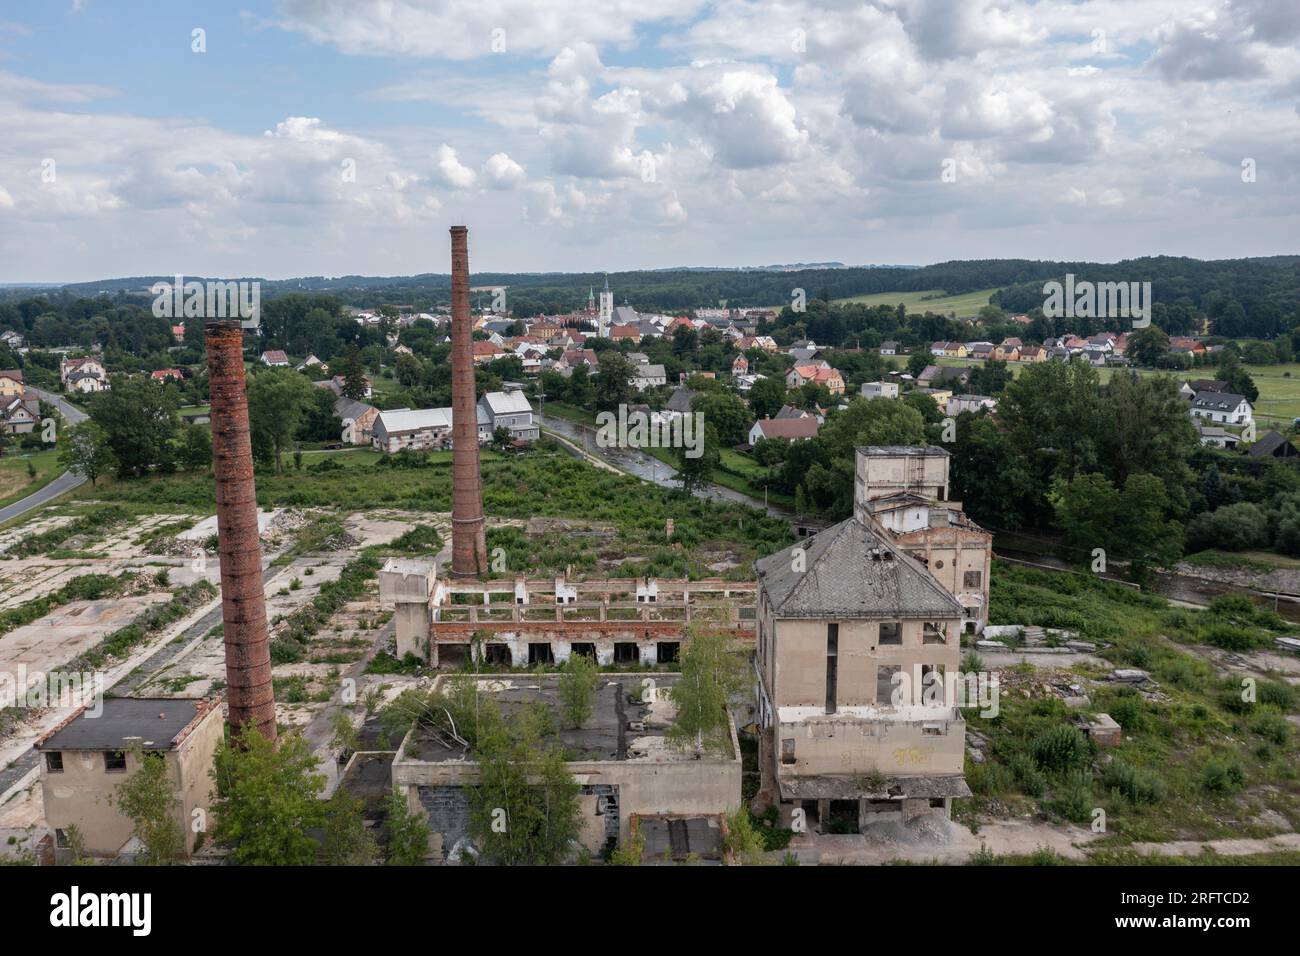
[1,0,1298,282]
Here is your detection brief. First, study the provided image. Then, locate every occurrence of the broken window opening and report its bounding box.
[484,644,512,666]
[656,641,680,664]
[825,623,839,714]
[614,642,639,664]
[104,751,127,773]
[878,622,901,645]
[528,642,555,665]
[570,642,596,659]
[876,665,901,706]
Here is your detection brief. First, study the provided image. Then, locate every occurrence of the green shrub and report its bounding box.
[1008,752,1046,797]
[1101,759,1166,804]
[1107,694,1147,732]
[1031,725,1090,773]
[1258,680,1297,710]
[1201,759,1246,795]
[1045,771,1094,824]
[1251,713,1292,746]
[1199,624,1260,651]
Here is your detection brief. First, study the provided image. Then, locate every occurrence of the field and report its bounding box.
[1240,363,1300,427]
[833,287,1000,317]
[0,448,61,507]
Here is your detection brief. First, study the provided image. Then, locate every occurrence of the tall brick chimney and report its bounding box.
[205,320,277,742]
[449,225,488,577]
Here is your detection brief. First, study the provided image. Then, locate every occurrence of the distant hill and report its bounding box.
[4,255,1298,320]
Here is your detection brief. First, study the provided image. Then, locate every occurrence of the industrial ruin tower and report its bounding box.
[204,320,277,742]
[449,225,489,577]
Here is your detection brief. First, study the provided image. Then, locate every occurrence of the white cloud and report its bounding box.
[433,143,477,189]
[483,152,525,188]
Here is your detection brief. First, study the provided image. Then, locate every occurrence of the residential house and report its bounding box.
[749,416,821,445]
[609,324,642,343]
[786,364,845,395]
[1018,346,1048,362]
[631,364,667,391]
[472,341,506,365]
[860,381,900,400]
[879,341,899,356]
[968,343,994,361]
[60,356,107,393]
[1190,391,1252,428]
[336,396,379,446]
[150,368,184,384]
[0,369,24,396]
[260,349,290,367]
[732,354,749,376]
[478,390,539,442]
[1,330,26,350]
[993,338,1021,362]
[561,349,600,373]
[372,407,454,452]
[1193,420,1239,450]
[0,392,39,434]
[946,394,998,416]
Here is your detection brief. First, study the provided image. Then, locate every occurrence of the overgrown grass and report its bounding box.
[963,563,1300,844]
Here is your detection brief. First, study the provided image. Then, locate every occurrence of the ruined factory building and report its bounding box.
[34,697,223,861]
[391,674,740,862]
[380,559,755,668]
[753,514,972,834]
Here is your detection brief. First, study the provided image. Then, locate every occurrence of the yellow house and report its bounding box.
[0,369,24,397]
[944,343,968,358]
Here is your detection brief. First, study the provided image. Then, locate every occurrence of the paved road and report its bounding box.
[0,387,88,525]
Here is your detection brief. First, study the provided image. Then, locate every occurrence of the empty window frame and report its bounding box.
[922,622,946,645]
[570,642,596,659]
[484,644,512,666]
[104,751,127,773]
[878,622,902,645]
[876,665,901,706]
[963,570,983,589]
[656,641,680,664]
[527,642,554,665]
[614,642,639,664]
[45,752,63,773]
[781,738,796,765]
[825,624,839,714]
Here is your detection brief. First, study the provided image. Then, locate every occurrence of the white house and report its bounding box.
[631,363,667,391]
[60,356,107,393]
[860,381,899,400]
[1190,391,1253,428]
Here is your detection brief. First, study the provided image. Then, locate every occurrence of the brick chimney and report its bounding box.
[205,320,276,742]
[449,225,488,577]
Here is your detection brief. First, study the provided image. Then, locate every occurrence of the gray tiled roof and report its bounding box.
[755,517,962,619]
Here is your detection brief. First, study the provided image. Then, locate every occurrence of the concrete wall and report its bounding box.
[855,449,949,507]
[765,617,961,710]
[775,713,965,777]
[391,722,741,853]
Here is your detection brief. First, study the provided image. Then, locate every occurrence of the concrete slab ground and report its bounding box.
[781,817,1101,865]
[0,593,172,675]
